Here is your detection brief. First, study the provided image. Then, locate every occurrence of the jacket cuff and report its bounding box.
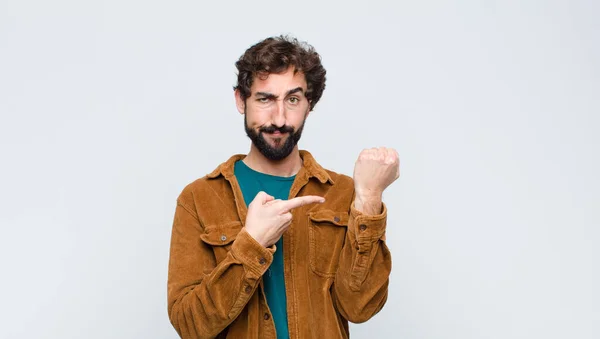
[230,229,275,278]
[350,201,387,240]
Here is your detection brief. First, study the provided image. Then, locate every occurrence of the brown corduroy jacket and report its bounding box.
[167,150,392,339]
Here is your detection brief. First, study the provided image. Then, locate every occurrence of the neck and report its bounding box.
[243,145,303,177]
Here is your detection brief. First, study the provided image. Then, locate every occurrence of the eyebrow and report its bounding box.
[255,87,305,100]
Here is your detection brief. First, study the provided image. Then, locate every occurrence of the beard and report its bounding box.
[244,113,306,161]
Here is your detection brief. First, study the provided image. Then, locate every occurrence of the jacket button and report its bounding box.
[259,257,266,265]
[333,216,340,222]
[220,235,227,241]
[245,285,252,293]
[359,224,367,231]
[264,313,270,320]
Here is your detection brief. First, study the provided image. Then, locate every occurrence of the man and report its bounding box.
[167,35,399,339]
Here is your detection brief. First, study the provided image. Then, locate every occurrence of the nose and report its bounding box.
[271,99,287,128]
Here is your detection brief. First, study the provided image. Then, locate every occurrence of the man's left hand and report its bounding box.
[352,147,400,214]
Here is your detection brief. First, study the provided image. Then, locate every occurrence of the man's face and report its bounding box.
[236,67,311,161]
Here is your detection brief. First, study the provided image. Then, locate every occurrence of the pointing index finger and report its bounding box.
[278,195,325,213]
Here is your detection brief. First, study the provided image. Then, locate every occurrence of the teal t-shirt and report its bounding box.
[234,160,294,339]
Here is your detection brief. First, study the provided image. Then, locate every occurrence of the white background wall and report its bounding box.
[1,0,598,338]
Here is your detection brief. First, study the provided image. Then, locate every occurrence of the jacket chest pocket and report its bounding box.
[200,221,242,264]
[308,210,349,277]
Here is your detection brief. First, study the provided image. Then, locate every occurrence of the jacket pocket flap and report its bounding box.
[200,221,242,246]
[308,210,349,226]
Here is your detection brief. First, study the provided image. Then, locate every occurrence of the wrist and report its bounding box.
[353,193,383,215]
[355,187,382,201]
[244,227,269,247]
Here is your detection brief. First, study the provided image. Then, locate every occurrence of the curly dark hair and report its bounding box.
[233,35,327,111]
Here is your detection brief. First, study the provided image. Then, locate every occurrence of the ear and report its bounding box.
[305,101,312,118]
[234,89,245,115]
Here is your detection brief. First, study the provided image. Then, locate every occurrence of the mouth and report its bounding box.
[262,131,288,147]
[263,130,288,137]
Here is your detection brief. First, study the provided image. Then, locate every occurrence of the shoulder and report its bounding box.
[176,154,241,209]
[176,176,212,212]
[324,168,354,191]
[300,149,354,190]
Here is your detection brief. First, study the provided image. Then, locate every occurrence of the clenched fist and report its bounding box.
[245,191,325,247]
[353,147,400,199]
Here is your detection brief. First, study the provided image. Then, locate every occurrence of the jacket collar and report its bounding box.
[206,149,335,185]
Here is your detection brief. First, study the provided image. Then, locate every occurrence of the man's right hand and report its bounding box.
[245,191,325,247]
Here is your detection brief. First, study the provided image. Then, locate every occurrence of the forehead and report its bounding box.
[251,68,307,94]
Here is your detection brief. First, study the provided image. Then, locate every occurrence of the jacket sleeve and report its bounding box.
[332,200,392,323]
[167,198,274,338]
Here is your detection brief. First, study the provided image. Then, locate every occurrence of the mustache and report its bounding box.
[259,125,294,134]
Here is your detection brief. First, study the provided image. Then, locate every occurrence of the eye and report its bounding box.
[288,97,299,104]
[257,97,270,103]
